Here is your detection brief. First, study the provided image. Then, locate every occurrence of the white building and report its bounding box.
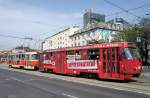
[70,24,121,47]
[107,18,131,30]
[42,26,80,50]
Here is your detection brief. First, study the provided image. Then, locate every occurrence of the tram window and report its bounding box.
[108,49,111,60]
[122,48,140,59]
[31,54,38,60]
[111,48,115,60]
[13,55,15,60]
[67,51,74,55]
[116,48,119,60]
[67,51,80,55]
[88,49,99,60]
[122,50,126,59]
[18,54,22,59]
[49,52,53,56]
[11,55,14,60]
[103,49,106,61]
[25,54,30,60]
[16,55,19,59]
[22,54,25,59]
[75,51,80,55]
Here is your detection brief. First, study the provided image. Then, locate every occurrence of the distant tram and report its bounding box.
[7,51,39,70]
[41,42,142,80]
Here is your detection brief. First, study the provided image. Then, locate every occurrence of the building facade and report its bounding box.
[42,26,80,50]
[107,18,131,30]
[70,24,121,47]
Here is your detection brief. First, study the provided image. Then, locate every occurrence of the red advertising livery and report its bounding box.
[41,42,142,80]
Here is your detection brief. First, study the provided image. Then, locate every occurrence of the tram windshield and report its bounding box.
[122,48,140,59]
[31,54,38,60]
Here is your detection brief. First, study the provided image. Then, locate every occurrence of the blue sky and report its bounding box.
[0,0,150,50]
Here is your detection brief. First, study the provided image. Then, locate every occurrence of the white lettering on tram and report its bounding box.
[43,60,55,65]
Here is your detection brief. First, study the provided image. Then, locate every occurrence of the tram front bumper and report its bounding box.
[24,66,35,70]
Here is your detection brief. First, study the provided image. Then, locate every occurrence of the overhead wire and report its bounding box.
[40,1,150,37]
[106,2,150,17]
[103,0,144,19]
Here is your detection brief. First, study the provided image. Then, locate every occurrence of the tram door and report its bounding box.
[39,53,44,71]
[55,51,66,74]
[102,48,120,79]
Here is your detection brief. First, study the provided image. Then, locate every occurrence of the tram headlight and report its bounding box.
[138,66,141,70]
[135,66,141,70]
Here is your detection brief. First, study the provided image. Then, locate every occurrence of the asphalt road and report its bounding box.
[0,68,150,98]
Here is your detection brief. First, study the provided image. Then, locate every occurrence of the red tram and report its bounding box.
[41,42,142,80]
[7,51,39,70]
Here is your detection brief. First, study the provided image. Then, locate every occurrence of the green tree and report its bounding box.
[138,18,150,64]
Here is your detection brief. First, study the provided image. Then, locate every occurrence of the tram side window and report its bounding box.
[111,48,115,60]
[19,54,22,59]
[117,48,119,60]
[13,55,15,60]
[22,54,25,59]
[16,54,20,60]
[48,52,53,59]
[31,54,38,60]
[67,50,80,60]
[122,50,126,59]
[67,51,75,55]
[75,51,80,55]
[25,54,30,60]
[16,55,18,59]
[11,55,13,60]
[67,50,80,55]
[49,52,53,56]
[88,49,99,60]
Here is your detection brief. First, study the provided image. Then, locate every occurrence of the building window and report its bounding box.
[82,41,84,45]
[75,36,76,40]
[78,43,80,46]
[78,36,80,40]
[88,32,90,36]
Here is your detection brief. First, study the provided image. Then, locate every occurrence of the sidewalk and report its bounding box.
[142,66,150,72]
[141,66,150,78]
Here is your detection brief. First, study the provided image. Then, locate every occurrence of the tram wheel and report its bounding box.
[8,65,12,68]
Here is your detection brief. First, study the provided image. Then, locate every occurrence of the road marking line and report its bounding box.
[25,78,36,82]
[8,95,18,98]
[5,78,11,80]
[10,77,25,83]
[62,93,78,98]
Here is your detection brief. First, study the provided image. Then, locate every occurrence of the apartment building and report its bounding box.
[42,26,80,50]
